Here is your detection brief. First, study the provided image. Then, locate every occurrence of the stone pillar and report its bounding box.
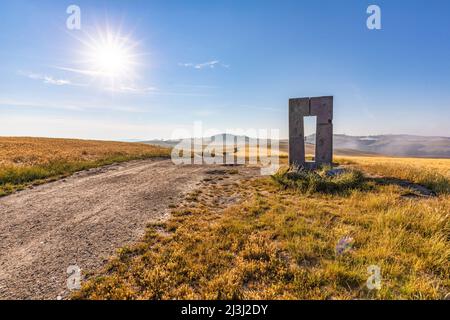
[289,96,333,168]
[289,98,310,166]
[310,96,333,166]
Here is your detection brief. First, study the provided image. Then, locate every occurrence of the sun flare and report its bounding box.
[81,29,138,81]
[89,35,133,78]
[92,43,129,76]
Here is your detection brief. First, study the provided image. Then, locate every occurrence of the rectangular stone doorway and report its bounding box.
[289,96,333,168]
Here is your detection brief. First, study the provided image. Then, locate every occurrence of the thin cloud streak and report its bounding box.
[20,71,74,86]
[104,85,159,94]
[54,66,110,77]
[179,60,229,69]
[0,98,150,113]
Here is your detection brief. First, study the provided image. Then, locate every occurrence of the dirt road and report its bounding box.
[0,159,233,300]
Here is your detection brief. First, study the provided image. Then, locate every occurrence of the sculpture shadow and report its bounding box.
[367,176,437,198]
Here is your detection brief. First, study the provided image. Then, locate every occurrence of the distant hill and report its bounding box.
[142,134,450,158]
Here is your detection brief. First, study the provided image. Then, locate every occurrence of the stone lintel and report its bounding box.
[289,97,310,116]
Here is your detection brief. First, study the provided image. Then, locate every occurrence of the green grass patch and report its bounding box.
[271,166,365,194]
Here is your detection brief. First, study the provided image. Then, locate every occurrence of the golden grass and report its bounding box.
[75,156,450,300]
[0,137,170,196]
[0,137,170,166]
[336,156,450,195]
[336,156,450,178]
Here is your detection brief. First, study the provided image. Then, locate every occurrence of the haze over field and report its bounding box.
[144,133,450,158]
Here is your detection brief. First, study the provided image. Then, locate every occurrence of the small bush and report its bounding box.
[271,166,365,194]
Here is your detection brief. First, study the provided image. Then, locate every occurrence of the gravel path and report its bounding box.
[0,159,216,300]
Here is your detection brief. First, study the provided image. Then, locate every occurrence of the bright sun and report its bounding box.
[83,30,137,80]
[94,43,129,76]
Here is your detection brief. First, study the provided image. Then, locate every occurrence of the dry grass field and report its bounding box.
[337,156,450,195]
[75,155,450,300]
[0,137,170,196]
[1,137,448,299]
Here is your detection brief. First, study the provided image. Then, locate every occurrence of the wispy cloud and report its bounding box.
[55,66,112,77]
[104,86,211,97]
[22,71,73,86]
[179,60,229,70]
[0,98,83,111]
[55,67,161,95]
[0,98,149,113]
[104,85,159,94]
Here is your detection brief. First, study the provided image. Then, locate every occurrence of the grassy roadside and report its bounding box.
[74,159,450,300]
[336,156,450,195]
[0,137,170,196]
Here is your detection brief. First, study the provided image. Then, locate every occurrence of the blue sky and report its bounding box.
[0,0,449,140]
